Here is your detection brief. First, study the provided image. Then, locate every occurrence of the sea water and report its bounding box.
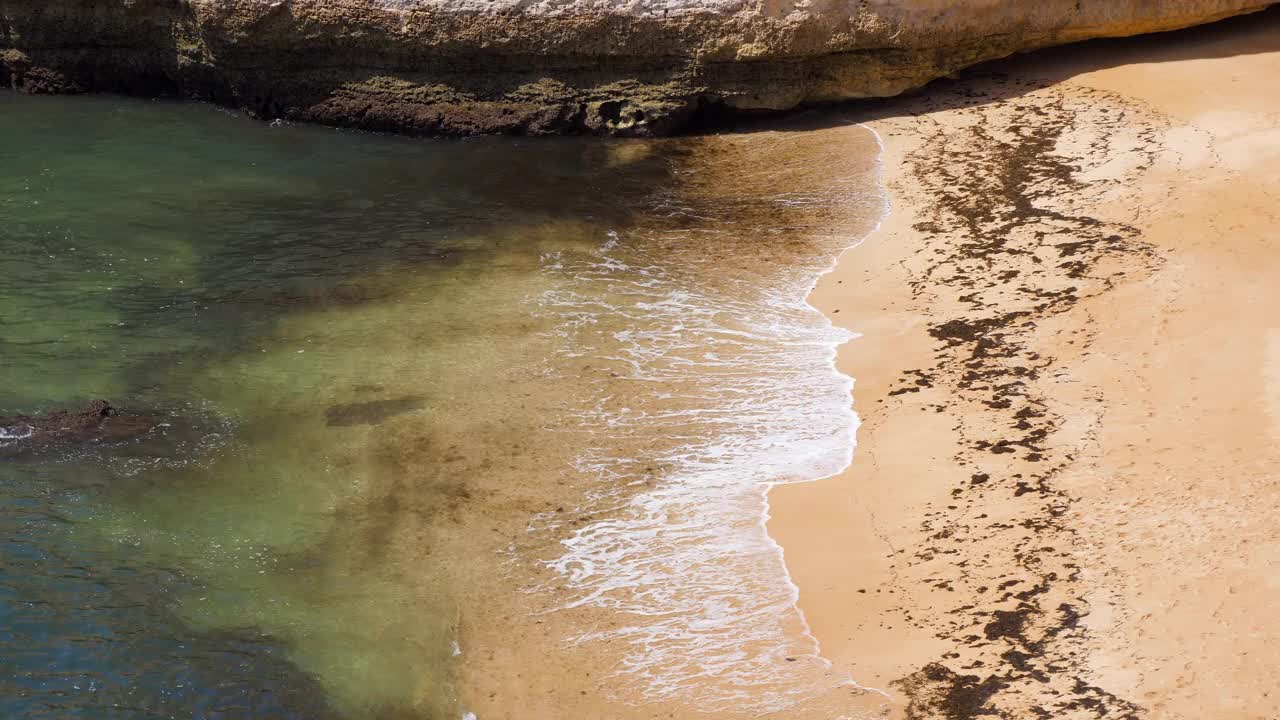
[0,93,882,718]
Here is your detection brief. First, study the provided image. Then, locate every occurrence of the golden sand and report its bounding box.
[771,9,1280,719]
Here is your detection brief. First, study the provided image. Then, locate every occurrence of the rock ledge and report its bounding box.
[1,1,1273,135]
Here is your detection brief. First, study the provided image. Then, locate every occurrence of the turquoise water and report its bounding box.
[0,92,676,719]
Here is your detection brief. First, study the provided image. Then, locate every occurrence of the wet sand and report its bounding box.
[770,8,1280,719]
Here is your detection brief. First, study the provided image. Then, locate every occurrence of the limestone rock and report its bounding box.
[0,0,1273,135]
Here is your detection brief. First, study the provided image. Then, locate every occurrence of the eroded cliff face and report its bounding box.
[0,0,1273,135]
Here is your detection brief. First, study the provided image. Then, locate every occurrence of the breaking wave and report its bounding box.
[533,126,887,714]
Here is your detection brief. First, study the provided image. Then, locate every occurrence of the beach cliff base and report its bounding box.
[770,8,1280,720]
[0,0,1274,135]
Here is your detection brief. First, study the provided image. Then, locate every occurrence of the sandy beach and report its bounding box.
[771,7,1280,719]
[459,12,1280,718]
[4,3,1277,720]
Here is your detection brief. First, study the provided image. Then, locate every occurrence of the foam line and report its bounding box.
[534,125,891,713]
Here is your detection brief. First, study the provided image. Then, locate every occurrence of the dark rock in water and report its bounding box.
[325,395,426,427]
[0,400,157,456]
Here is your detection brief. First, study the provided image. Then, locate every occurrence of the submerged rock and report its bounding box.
[325,395,426,427]
[0,0,1273,135]
[0,400,157,456]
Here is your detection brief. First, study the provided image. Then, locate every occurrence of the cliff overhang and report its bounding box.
[1,0,1274,135]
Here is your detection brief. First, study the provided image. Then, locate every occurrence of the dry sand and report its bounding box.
[770,8,1280,719]
[457,10,1280,718]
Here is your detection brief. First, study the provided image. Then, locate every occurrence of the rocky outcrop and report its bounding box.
[0,401,156,456]
[0,0,1273,135]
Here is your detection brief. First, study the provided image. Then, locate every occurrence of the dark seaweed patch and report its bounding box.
[325,396,427,427]
[876,76,1163,719]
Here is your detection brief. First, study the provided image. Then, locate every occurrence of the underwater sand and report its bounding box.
[0,93,883,718]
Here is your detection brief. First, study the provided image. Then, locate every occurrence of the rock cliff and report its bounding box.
[0,0,1273,135]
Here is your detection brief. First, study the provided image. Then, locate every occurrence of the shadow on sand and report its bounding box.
[729,4,1280,133]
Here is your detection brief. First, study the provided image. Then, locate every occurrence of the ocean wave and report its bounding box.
[533,127,888,713]
[0,424,35,449]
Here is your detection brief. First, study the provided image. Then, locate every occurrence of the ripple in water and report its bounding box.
[0,90,684,719]
[1,90,884,718]
[534,127,887,713]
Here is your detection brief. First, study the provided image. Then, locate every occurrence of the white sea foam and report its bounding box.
[0,425,34,441]
[535,125,889,713]
[0,425,35,450]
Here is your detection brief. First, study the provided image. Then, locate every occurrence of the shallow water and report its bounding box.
[0,92,882,718]
[526,129,886,713]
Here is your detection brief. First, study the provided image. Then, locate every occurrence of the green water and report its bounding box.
[0,92,674,719]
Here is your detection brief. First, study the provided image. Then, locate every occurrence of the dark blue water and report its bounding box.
[0,462,337,719]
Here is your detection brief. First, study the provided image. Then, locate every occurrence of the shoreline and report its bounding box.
[458,123,891,719]
[770,9,1280,719]
[758,116,894,697]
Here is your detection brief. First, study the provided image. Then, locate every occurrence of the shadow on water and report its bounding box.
[0,92,684,719]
